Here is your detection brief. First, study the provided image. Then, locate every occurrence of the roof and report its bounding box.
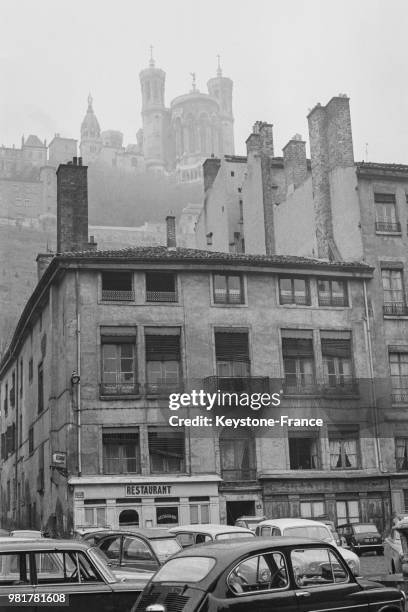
[356,161,408,179]
[24,134,45,148]
[84,528,177,540]
[169,524,253,536]
[257,518,330,529]
[0,538,91,552]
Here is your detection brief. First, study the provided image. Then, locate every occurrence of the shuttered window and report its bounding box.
[145,329,181,392]
[148,426,185,473]
[321,331,352,387]
[215,331,250,377]
[281,331,315,391]
[145,335,180,361]
[103,428,140,474]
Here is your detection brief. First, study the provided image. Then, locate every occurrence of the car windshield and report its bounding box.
[215,532,254,540]
[152,557,216,583]
[353,524,378,534]
[88,548,117,583]
[284,526,333,542]
[150,538,181,562]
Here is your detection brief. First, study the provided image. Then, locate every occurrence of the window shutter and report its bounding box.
[321,331,351,358]
[215,332,249,361]
[145,335,180,361]
[282,338,313,358]
[101,327,136,344]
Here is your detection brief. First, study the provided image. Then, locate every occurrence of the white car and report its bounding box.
[169,524,254,548]
[255,517,361,576]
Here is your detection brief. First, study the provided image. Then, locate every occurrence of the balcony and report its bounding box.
[321,376,359,396]
[282,374,319,396]
[146,290,177,302]
[383,302,408,316]
[391,376,408,403]
[375,220,401,233]
[203,376,270,394]
[100,382,141,397]
[101,289,134,301]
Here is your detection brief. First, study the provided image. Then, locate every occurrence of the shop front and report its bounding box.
[69,475,221,529]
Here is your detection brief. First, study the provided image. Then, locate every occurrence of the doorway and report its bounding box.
[226,500,255,525]
[119,509,139,527]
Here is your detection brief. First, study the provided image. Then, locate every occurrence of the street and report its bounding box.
[360,552,388,578]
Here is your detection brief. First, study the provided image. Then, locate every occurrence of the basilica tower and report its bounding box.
[80,94,102,164]
[139,49,169,171]
[207,58,235,155]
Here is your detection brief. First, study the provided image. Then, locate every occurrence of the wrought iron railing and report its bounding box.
[383,302,408,316]
[101,289,134,301]
[322,376,359,395]
[282,374,319,395]
[375,220,401,233]
[100,382,140,396]
[318,295,348,307]
[203,376,270,394]
[146,290,177,302]
[391,376,408,403]
[280,294,310,306]
[214,289,244,304]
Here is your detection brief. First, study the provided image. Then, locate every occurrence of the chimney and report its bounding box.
[36,253,54,281]
[203,157,221,192]
[246,121,274,156]
[166,214,176,249]
[57,157,89,253]
[283,134,307,193]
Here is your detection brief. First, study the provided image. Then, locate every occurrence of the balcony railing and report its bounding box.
[146,290,177,302]
[280,294,310,306]
[318,295,348,307]
[221,468,257,481]
[101,289,134,301]
[375,220,401,233]
[203,376,270,394]
[214,290,244,304]
[391,376,408,403]
[322,376,359,396]
[145,381,183,395]
[100,382,140,396]
[282,374,319,395]
[383,302,408,316]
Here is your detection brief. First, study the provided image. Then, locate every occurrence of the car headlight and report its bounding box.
[346,558,359,575]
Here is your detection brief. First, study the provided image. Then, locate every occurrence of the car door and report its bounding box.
[32,549,115,612]
[0,552,37,612]
[121,537,160,572]
[215,551,297,611]
[290,547,368,612]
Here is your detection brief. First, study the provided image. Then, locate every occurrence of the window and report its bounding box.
[279,277,310,305]
[336,500,360,524]
[38,362,44,414]
[395,438,408,471]
[300,501,325,518]
[122,537,155,566]
[215,331,250,379]
[19,359,23,397]
[0,553,30,585]
[390,352,408,402]
[321,331,354,391]
[382,269,408,315]
[189,497,210,524]
[156,506,179,526]
[228,552,288,594]
[230,171,235,177]
[84,506,106,527]
[28,358,33,383]
[101,328,137,395]
[35,551,100,584]
[317,279,348,307]
[148,426,185,473]
[28,427,34,454]
[375,193,400,232]
[329,427,359,469]
[145,328,181,393]
[3,382,8,415]
[10,372,15,408]
[146,272,177,302]
[291,548,348,586]
[289,433,319,469]
[103,429,140,474]
[213,274,244,304]
[101,271,134,301]
[282,330,315,393]
[220,427,256,480]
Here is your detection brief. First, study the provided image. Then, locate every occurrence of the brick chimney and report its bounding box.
[166,214,176,249]
[36,253,54,281]
[283,134,307,193]
[203,157,221,192]
[307,95,354,258]
[56,157,89,253]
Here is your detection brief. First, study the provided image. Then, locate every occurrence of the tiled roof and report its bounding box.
[57,245,371,271]
[356,161,408,173]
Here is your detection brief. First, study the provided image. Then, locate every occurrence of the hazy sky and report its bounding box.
[1,0,407,162]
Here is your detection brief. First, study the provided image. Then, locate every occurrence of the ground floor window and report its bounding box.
[119,509,139,527]
[84,504,106,527]
[156,505,179,526]
[300,500,325,518]
[189,497,210,524]
[336,499,360,525]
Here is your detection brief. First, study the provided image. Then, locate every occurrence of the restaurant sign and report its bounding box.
[125,484,172,496]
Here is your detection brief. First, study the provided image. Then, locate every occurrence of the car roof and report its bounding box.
[338,522,376,527]
[236,516,266,521]
[169,524,253,536]
[0,538,91,552]
[257,518,330,529]
[84,528,175,540]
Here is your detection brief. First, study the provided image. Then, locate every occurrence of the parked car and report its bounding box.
[81,528,182,574]
[255,517,361,576]
[169,524,254,548]
[234,515,266,531]
[132,537,406,612]
[338,522,383,556]
[384,526,404,573]
[9,529,43,538]
[0,537,147,612]
[314,518,345,547]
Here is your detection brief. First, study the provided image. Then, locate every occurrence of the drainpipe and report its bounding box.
[363,279,384,472]
[14,360,19,528]
[75,271,82,477]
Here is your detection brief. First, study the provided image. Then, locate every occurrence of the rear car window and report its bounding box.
[150,538,181,562]
[215,532,254,540]
[152,557,216,582]
[353,524,378,534]
[284,526,332,542]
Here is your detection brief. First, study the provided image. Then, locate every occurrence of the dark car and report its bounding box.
[0,537,147,612]
[132,537,405,612]
[82,528,182,573]
[338,522,383,556]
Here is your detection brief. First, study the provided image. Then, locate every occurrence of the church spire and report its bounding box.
[216,54,222,77]
[149,45,155,68]
[87,93,93,111]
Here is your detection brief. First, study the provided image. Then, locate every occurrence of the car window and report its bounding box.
[228,552,288,595]
[284,525,333,542]
[150,538,181,562]
[260,526,271,536]
[175,532,195,547]
[196,533,211,544]
[35,551,101,584]
[99,536,122,560]
[235,521,246,528]
[216,532,253,541]
[291,548,349,587]
[271,528,281,536]
[152,557,216,582]
[0,553,30,585]
[122,537,155,563]
[353,524,379,534]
